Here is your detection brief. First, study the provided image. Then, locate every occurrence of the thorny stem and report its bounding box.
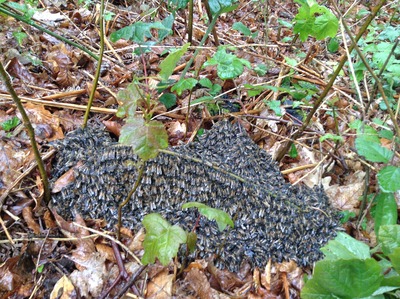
[0,62,51,205]
[275,0,387,161]
[83,0,105,128]
[117,163,145,240]
[0,5,99,61]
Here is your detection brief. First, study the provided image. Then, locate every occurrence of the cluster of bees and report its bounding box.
[51,121,341,271]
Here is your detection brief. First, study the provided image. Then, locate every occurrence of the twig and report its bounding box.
[83,0,105,127]
[0,62,51,204]
[275,0,387,161]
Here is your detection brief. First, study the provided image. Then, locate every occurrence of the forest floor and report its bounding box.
[0,0,399,298]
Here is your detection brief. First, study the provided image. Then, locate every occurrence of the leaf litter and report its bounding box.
[0,0,398,298]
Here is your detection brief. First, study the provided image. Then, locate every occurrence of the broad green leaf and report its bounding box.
[312,5,338,40]
[208,0,237,15]
[119,118,168,161]
[203,47,251,80]
[232,22,252,36]
[159,43,190,81]
[116,81,142,118]
[320,232,370,260]
[389,247,400,273]
[266,100,282,116]
[199,78,213,89]
[374,193,398,236]
[110,21,172,43]
[0,116,20,131]
[328,38,339,53]
[171,78,198,96]
[182,202,234,231]
[355,137,393,163]
[254,64,268,76]
[319,134,344,143]
[378,225,400,256]
[142,213,187,265]
[378,166,400,192]
[301,259,383,299]
[159,93,177,109]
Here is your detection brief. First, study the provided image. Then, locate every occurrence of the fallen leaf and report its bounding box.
[147,268,174,299]
[50,275,77,299]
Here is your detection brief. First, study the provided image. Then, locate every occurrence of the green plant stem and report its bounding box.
[203,0,220,46]
[117,163,145,240]
[82,0,105,127]
[0,5,99,61]
[275,0,387,161]
[179,10,222,80]
[0,62,51,205]
[330,1,400,139]
[188,0,193,43]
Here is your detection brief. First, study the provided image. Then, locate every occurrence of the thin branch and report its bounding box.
[0,62,51,204]
[275,0,388,161]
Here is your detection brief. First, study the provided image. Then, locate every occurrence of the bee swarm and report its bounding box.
[51,121,340,271]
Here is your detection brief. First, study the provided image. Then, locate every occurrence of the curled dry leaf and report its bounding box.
[52,161,82,193]
[185,267,215,299]
[22,206,41,234]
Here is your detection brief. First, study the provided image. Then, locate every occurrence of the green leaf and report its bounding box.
[110,20,172,43]
[159,93,177,109]
[208,0,237,15]
[378,166,400,193]
[254,64,268,76]
[301,259,383,299]
[328,37,339,53]
[320,232,370,260]
[116,81,141,118]
[203,47,251,80]
[289,144,298,158]
[266,100,282,116]
[355,137,393,163]
[186,231,197,254]
[182,202,234,231]
[199,78,213,89]
[142,213,187,266]
[171,78,198,96]
[119,118,168,161]
[319,133,344,143]
[312,5,339,40]
[159,43,190,81]
[374,193,398,237]
[389,247,400,273]
[232,22,252,36]
[378,225,400,256]
[1,116,20,131]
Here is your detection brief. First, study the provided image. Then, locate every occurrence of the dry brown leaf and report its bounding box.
[95,243,116,263]
[50,275,77,299]
[6,57,37,83]
[69,252,108,298]
[185,268,215,299]
[325,170,365,212]
[147,269,174,299]
[52,162,80,193]
[22,206,41,234]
